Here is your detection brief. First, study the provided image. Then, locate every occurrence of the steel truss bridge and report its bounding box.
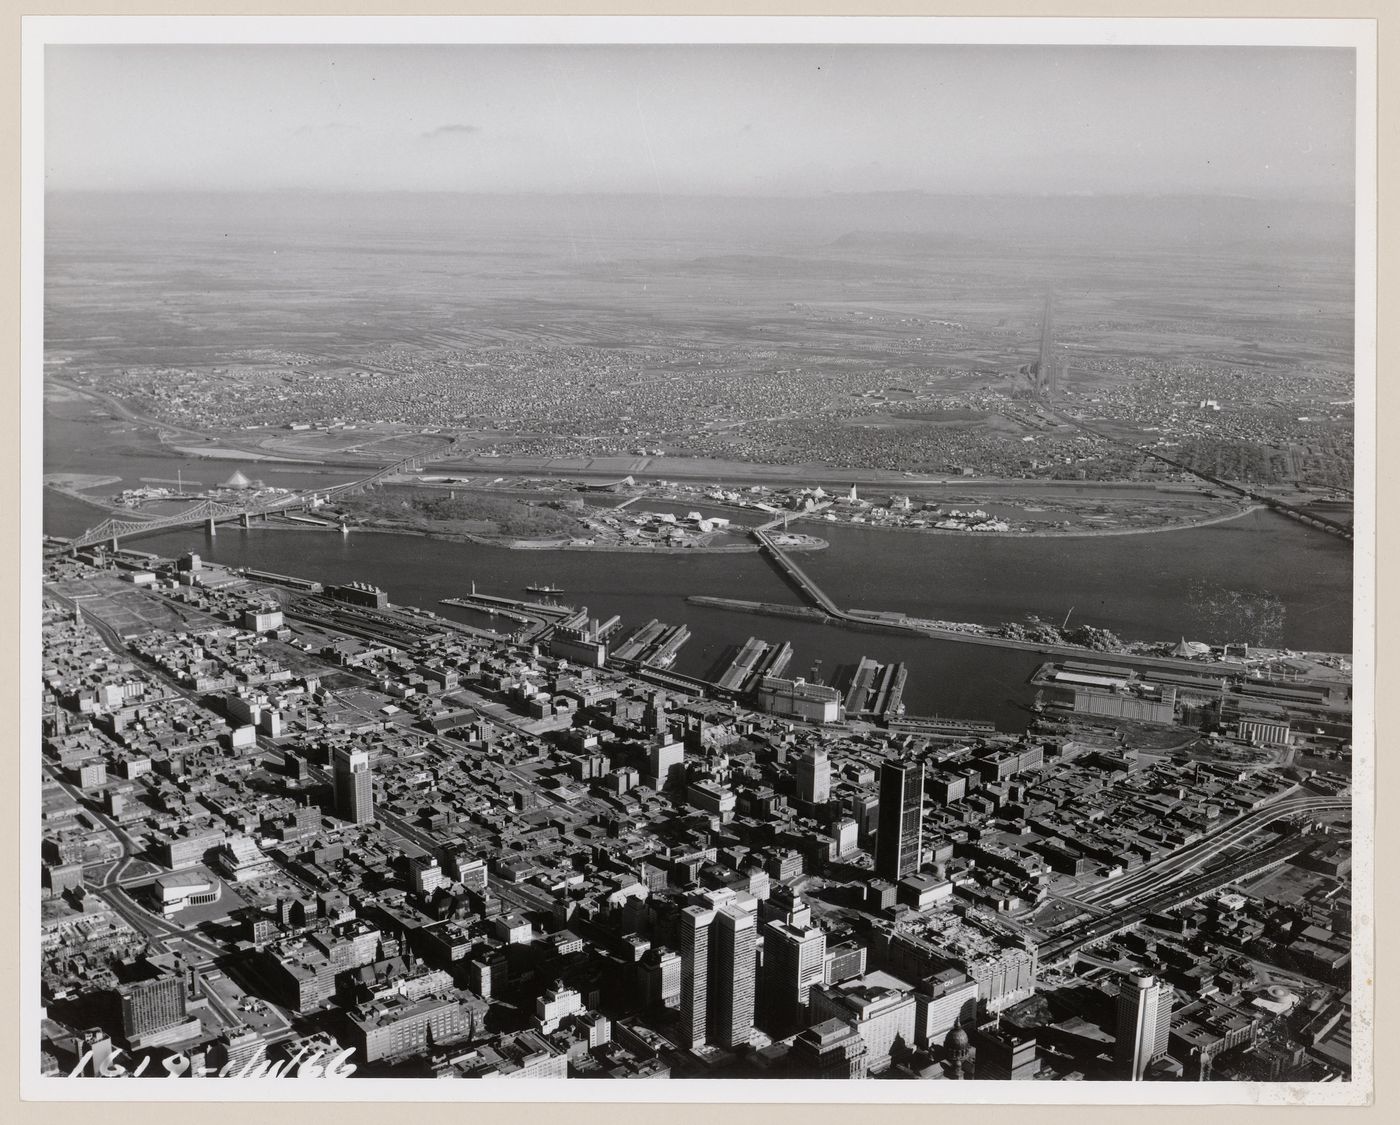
[65,452,437,551]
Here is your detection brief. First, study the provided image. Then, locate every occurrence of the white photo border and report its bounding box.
[20,13,1378,1106]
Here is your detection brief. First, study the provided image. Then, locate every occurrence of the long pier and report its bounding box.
[842,657,908,720]
[611,619,690,667]
[442,592,573,619]
[438,592,572,646]
[717,637,770,692]
[612,619,668,662]
[689,592,1339,685]
[649,624,691,668]
[715,637,795,694]
[440,598,534,626]
[687,596,828,623]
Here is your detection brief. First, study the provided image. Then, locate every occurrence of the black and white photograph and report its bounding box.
[21,14,1375,1102]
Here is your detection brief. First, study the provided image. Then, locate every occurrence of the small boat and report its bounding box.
[525,583,564,595]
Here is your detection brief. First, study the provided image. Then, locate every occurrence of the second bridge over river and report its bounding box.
[747,524,1316,683]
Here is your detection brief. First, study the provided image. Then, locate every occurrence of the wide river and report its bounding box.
[42,420,1353,734]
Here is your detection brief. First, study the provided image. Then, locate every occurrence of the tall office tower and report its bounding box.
[643,691,668,735]
[679,905,715,1047]
[852,793,880,850]
[332,746,374,825]
[711,906,757,1048]
[1115,974,1174,1080]
[648,737,687,792]
[795,745,831,805]
[875,757,924,881]
[761,919,828,1037]
[119,975,187,1042]
[830,817,859,859]
[1037,292,1054,395]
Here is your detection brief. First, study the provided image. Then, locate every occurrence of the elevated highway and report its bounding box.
[1031,794,1350,963]
[1075,794,1351,908]
[1036,827,1331,964]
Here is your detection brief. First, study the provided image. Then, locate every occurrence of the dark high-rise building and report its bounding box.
[711,906,757,1048]
[678,905,714,1048]
[333,746,374,825]
[761,920,827,1037]
[795,745,831,804]
[680,901,759,1050]
[119,975,187,1042]
[643,691,668,735]
[875,757,924,882]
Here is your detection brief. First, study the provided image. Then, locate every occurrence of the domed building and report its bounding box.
[943,1021,973,1079]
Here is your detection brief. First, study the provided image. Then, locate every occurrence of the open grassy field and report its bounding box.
[333,484,589,541]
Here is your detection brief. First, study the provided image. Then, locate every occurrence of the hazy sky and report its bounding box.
[45,44,1355,199]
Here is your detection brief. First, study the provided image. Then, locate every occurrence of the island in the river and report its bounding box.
[328,485,827,553]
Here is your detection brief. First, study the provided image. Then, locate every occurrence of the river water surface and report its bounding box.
[43,408,1353,732]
